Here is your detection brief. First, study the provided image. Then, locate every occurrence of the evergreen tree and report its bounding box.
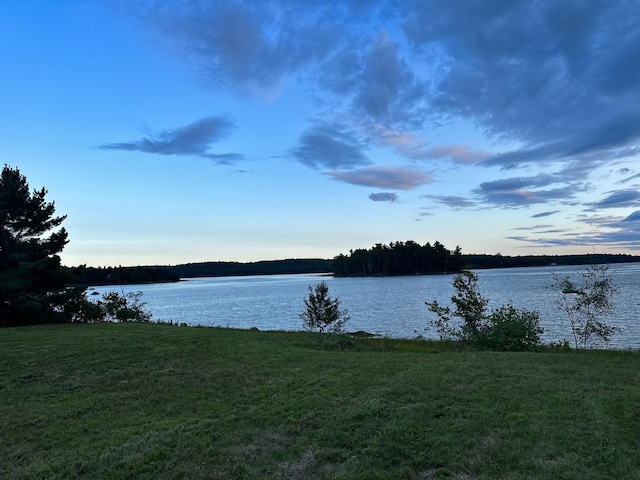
[0,165,75,326]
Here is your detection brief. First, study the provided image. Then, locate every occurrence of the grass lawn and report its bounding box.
[1,323,640,479]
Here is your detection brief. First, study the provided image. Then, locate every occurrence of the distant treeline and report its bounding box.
[166,258,333,278]
[332,241,640,277]
[462,253,640,269]
[333,241,465,276]
[66,265,180,286]
[66,248,640,286]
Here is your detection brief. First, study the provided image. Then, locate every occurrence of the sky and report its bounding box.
[2,0,640,267]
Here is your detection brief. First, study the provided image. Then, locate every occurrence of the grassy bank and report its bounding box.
[2,324,640,479]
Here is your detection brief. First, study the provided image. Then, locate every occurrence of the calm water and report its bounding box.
[90,263,640,349]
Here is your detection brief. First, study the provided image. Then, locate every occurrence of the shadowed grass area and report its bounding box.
[1,323,640,479]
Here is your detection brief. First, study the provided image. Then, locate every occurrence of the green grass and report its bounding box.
[2,323,640,479]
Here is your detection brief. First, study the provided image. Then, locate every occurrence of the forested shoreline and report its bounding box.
[65,259,333,286]
[65,265,180,286]
[66,245,640,286]
[463,252,640,269]
[167,258,332,278]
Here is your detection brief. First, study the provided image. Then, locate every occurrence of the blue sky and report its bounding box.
[2,1,640,267]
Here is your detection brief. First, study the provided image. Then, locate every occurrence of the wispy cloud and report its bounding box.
[376,128,487,164]
[596,211,640,248]
[421,145,488,165]
[511,225,571,236]
[350,32,426,126]
[113,0,640,250]
[369,192,398,203]
[621,211,640,224]
[328,166,432,190]
[532,211,560,218]
[290,125,370,170]
[117,2,342,99]
[591,189,640,209]
[375,129,431,160]
[123,1,640,167]
[422,195,476,209]
[403,1,640,171]
[474,174,582,207]
[506,210,640,250]
[616,172,640,185]
[505,236,582,248]
[98,116,242,163]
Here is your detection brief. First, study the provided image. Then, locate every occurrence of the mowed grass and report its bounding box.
[2,324,640,479]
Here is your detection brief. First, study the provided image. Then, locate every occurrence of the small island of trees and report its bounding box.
[332,240,464,276]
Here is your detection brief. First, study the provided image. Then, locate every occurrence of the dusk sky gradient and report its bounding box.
[2,1,640,267]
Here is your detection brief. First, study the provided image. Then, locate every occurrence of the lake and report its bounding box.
[89,263,640,349]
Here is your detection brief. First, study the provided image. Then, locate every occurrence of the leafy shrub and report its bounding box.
[101,291,151,322]
[71,290,152,323]
[476,304,543,351]
[426,270,543,351]
[299,281,350,333]
[63,288,107,323]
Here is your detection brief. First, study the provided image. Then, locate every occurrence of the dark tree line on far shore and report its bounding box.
[65,260,332,286]
[65,265,180,287]
[333,241,465,276]
[167,259,333,278]
[462,253,640,269]
[66,251,640,286]
[331,243,640,277]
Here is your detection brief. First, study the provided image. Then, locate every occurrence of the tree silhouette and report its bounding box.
[0,165,75,325]
[332,240,464,276]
